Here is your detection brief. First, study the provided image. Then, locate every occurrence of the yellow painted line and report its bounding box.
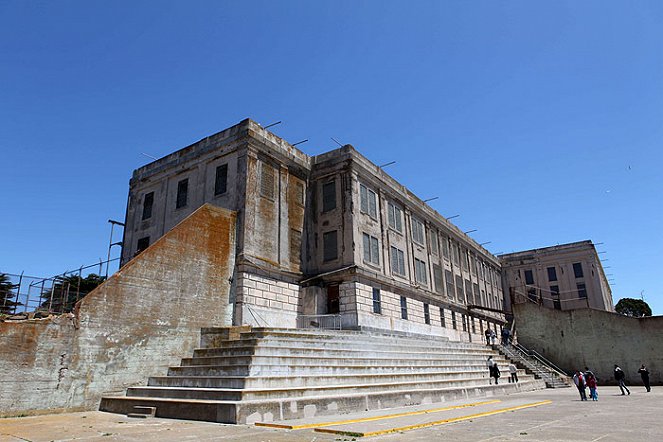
[254,399,501,430]
[313,400,553,437]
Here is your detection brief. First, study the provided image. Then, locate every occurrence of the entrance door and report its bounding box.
[327,285,340,314]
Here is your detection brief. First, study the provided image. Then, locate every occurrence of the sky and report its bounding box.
[1,1,661,313]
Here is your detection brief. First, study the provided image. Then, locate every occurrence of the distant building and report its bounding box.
[121,119,505,340]
[499,241,613,315]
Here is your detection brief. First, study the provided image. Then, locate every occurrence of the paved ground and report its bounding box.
[0,386,659,441]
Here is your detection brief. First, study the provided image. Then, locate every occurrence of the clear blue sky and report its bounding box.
[1,1,661,313]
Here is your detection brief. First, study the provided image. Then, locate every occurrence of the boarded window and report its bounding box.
[387,202,403,232]
[390,246,406,276]
[295,181,305,205]
[214,164,228,196]
[290,229,301,267]
[260,161,275,199]
[176,179,188,209]
[322,180,336,212]
[360,183,378,218]
[323,230,338,262]
[433,264,443,294]
[414,258,427,285]
[142,192,154,221]
[362,233,380,265]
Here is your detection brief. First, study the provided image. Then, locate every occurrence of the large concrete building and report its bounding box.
[121,118,506,341]
[499,241,613,315]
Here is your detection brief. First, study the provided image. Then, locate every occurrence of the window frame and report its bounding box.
[400,296,408,320]
[142,191,154,221]
[372,288,382,314]
[414,258,428,285]
[322,230,338,262]
[362,233,380,266]
[214,163,228,196]
[390,245,406,276]
[573,262,584,279]
[359,183,378,219]
[175,178,188,209]
[411,217,425,245]
[322,180,336,213]
[387,201,403,233]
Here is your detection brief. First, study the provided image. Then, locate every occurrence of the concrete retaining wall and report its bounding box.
[514,303,663,386]
[0,204,236,416]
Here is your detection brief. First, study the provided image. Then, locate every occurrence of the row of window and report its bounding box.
[526,283,588,309]
[523,262,585,286]
[140,164,229,221]
[319,179,501,287]
[370,288,492,333]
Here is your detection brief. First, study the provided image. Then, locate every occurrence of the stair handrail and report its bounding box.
[514,343,569,377]
[498,345,555,384]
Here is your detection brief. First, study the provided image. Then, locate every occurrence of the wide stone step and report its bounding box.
[197,336,482,352]
[150,369,518,389]
[101,378,544,424]
[168,362,525,377]
[243,327,452,342]
[182,353,514,368]
[129,376,540,402]
[192,344,494,359]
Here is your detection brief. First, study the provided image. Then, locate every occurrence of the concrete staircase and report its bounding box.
[100,327,546,424]
[494,343,572,388]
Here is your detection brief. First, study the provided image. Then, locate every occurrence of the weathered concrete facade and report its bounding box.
[514,303,662,386]
[0,205,236,415]
[122,120,506,337]
[499,241,613,315]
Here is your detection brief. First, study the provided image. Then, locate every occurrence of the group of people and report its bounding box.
[484,327,512,346]
[572,364,652,401]
[486,356,518,385]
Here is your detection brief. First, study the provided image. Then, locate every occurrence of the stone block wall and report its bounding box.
[235,272,301,327]
[0,204,236,416]
[514,303,663,385]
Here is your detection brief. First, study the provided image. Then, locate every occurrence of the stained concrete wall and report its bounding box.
[0,204,236,416]
[514,303,662,386]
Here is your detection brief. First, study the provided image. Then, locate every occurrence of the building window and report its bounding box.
[295,181,305,205]
[451,311,457,329]
[362,233,380,265]
[423,303,430,325]
[471,317,476,333]
[527,287,537,302]
[573,262,584,279]
[577,283,587,299]
[400,296,408,320]
[452,243,460,265]
[323,231,338,262]
[429,232,438,255]
[387,202,403,232]
[390,246,406,276]
[445,270,454,299]
[433,264,443,294]
[473,283,480,305]
[260,162,275,199]
[455,275,464,303]
[441,236,450,259]
[414,258,427,285]
[440,307,446,327]
[176,178,188,209]
[465,278,472,304]
[480,289,485,306]
[372,288,382,314]
[142,192,154,221]
[322,180,336,212]
[547,266,557,282]
[136,236,150,255]
[524,269,534,285]
[214,164,228,196]
[462,314,467,332]
[360,183,378,218]
[551,285,561,310]
[411,218,425,245]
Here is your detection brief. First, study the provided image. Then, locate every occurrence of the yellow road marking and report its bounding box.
[254,399,501,430]
[313,400,553,437]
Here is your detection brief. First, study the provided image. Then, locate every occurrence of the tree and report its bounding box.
[40,273,106,313]
[0,273,22,314]
[615,298,652,317]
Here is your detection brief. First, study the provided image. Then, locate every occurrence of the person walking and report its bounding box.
[586,372,598,401]
[484,328,492,346]
[487,356,495,384]
[614,364,630,395]
[490,329,497,346]
[508,362,518,383]
[501,327,510,346]
[573,370,587,401]
[638,364,651,392]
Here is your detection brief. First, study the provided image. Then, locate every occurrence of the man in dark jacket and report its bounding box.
[614,364,630,395]
[638,364,651,392]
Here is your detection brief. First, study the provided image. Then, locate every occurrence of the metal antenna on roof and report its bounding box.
[141,152,157,160]
[378,161,396,169]
[331,137,343,147]
[465,229,478,234]
[292,139,308,147]
[446,215,460,220]
[264,121,282,129]
[480,241,492,246]
[423,197,439,203]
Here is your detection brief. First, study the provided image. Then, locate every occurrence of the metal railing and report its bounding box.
[297,314,342,330]
[1,258,119,316]
[497,343,570,388]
